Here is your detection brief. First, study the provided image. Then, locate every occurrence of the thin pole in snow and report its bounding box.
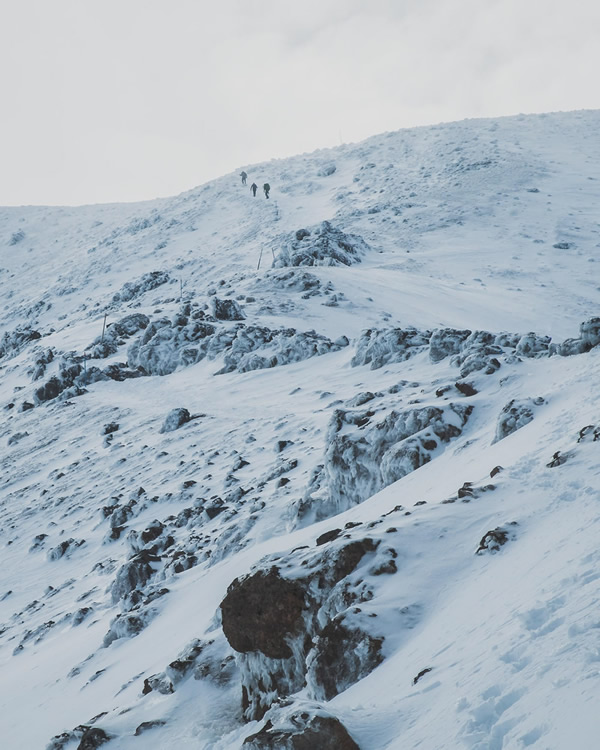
[180,278,183,304]
[257,246,263,271]
[101,312,107,342]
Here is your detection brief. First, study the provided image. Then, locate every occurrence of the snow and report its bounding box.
[1,110,600,749]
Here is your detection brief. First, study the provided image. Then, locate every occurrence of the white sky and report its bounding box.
[1,0,599,206]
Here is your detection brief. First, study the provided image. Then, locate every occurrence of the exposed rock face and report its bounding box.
[493,397,545,443]
[352,328,431,369]
[297,403,472,523]
[243,712,360,749]
[221,569,306,659]
[160,407,191,433]
[221,536,387,721]
[272,221,369,267]
[307,614,383,701]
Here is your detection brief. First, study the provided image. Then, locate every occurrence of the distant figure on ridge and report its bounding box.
[250,182,258,197]
[263,182,270,199]
[240,171,247,185]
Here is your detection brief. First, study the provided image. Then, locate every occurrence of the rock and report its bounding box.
[547,450,567,468]
[113,270,169,303]
[221,568,306,659]
[476,523,517,554]
[351,327,431,370]
[316,529,341,546]
[160,407,191,433]
[429,328,471,362]
[515,332,551,357]
[299,403,472,522]
[0,326,41,361]
[7,431,29,446]
[413,667,433,685]
[47,538,85,561]
[76,727,111,749]
[110,550,159,604]
[103,422,119,435]
[580,317,600,348]
[134,720,166,736]
[307,616,383,700]
[210,297,246,321]
[346,391,375,407]
[317,162,337,176]
[273,221,369,268]
[243,712,360,750]
[493,397,544,443]
[454,381,477,396]
[103,610,152,646]
[142,673,174,695]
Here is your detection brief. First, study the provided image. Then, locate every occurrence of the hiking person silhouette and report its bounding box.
[240,171,247,185]
[263,182,270,199]
[250,182,258,197]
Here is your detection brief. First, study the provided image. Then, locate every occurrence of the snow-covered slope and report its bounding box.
[1,110,600,749]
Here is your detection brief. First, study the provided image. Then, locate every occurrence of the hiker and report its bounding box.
[250,182,258,197]
[263,182,270,199]
[240,171,247,185]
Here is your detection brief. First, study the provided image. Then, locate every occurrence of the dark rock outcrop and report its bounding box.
[307,615,383,700]
[221,568,306,659]
[243,712,360,749]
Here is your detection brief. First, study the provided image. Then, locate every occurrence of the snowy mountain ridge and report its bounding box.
[1,110,600,749]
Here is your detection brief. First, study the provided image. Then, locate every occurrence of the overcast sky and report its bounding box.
[1,0,599,206]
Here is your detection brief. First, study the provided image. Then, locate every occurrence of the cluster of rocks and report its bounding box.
[352,318,600,376]
[297,401,472,523]
[33,353,145,405]
[272,221,370,267]
[127,301,348,377]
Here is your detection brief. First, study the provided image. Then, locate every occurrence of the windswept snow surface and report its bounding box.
[1,110,600,749]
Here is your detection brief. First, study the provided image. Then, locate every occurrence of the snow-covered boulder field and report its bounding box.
[2,110,600,749]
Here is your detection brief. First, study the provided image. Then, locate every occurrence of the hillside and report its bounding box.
[1,110,600,750]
